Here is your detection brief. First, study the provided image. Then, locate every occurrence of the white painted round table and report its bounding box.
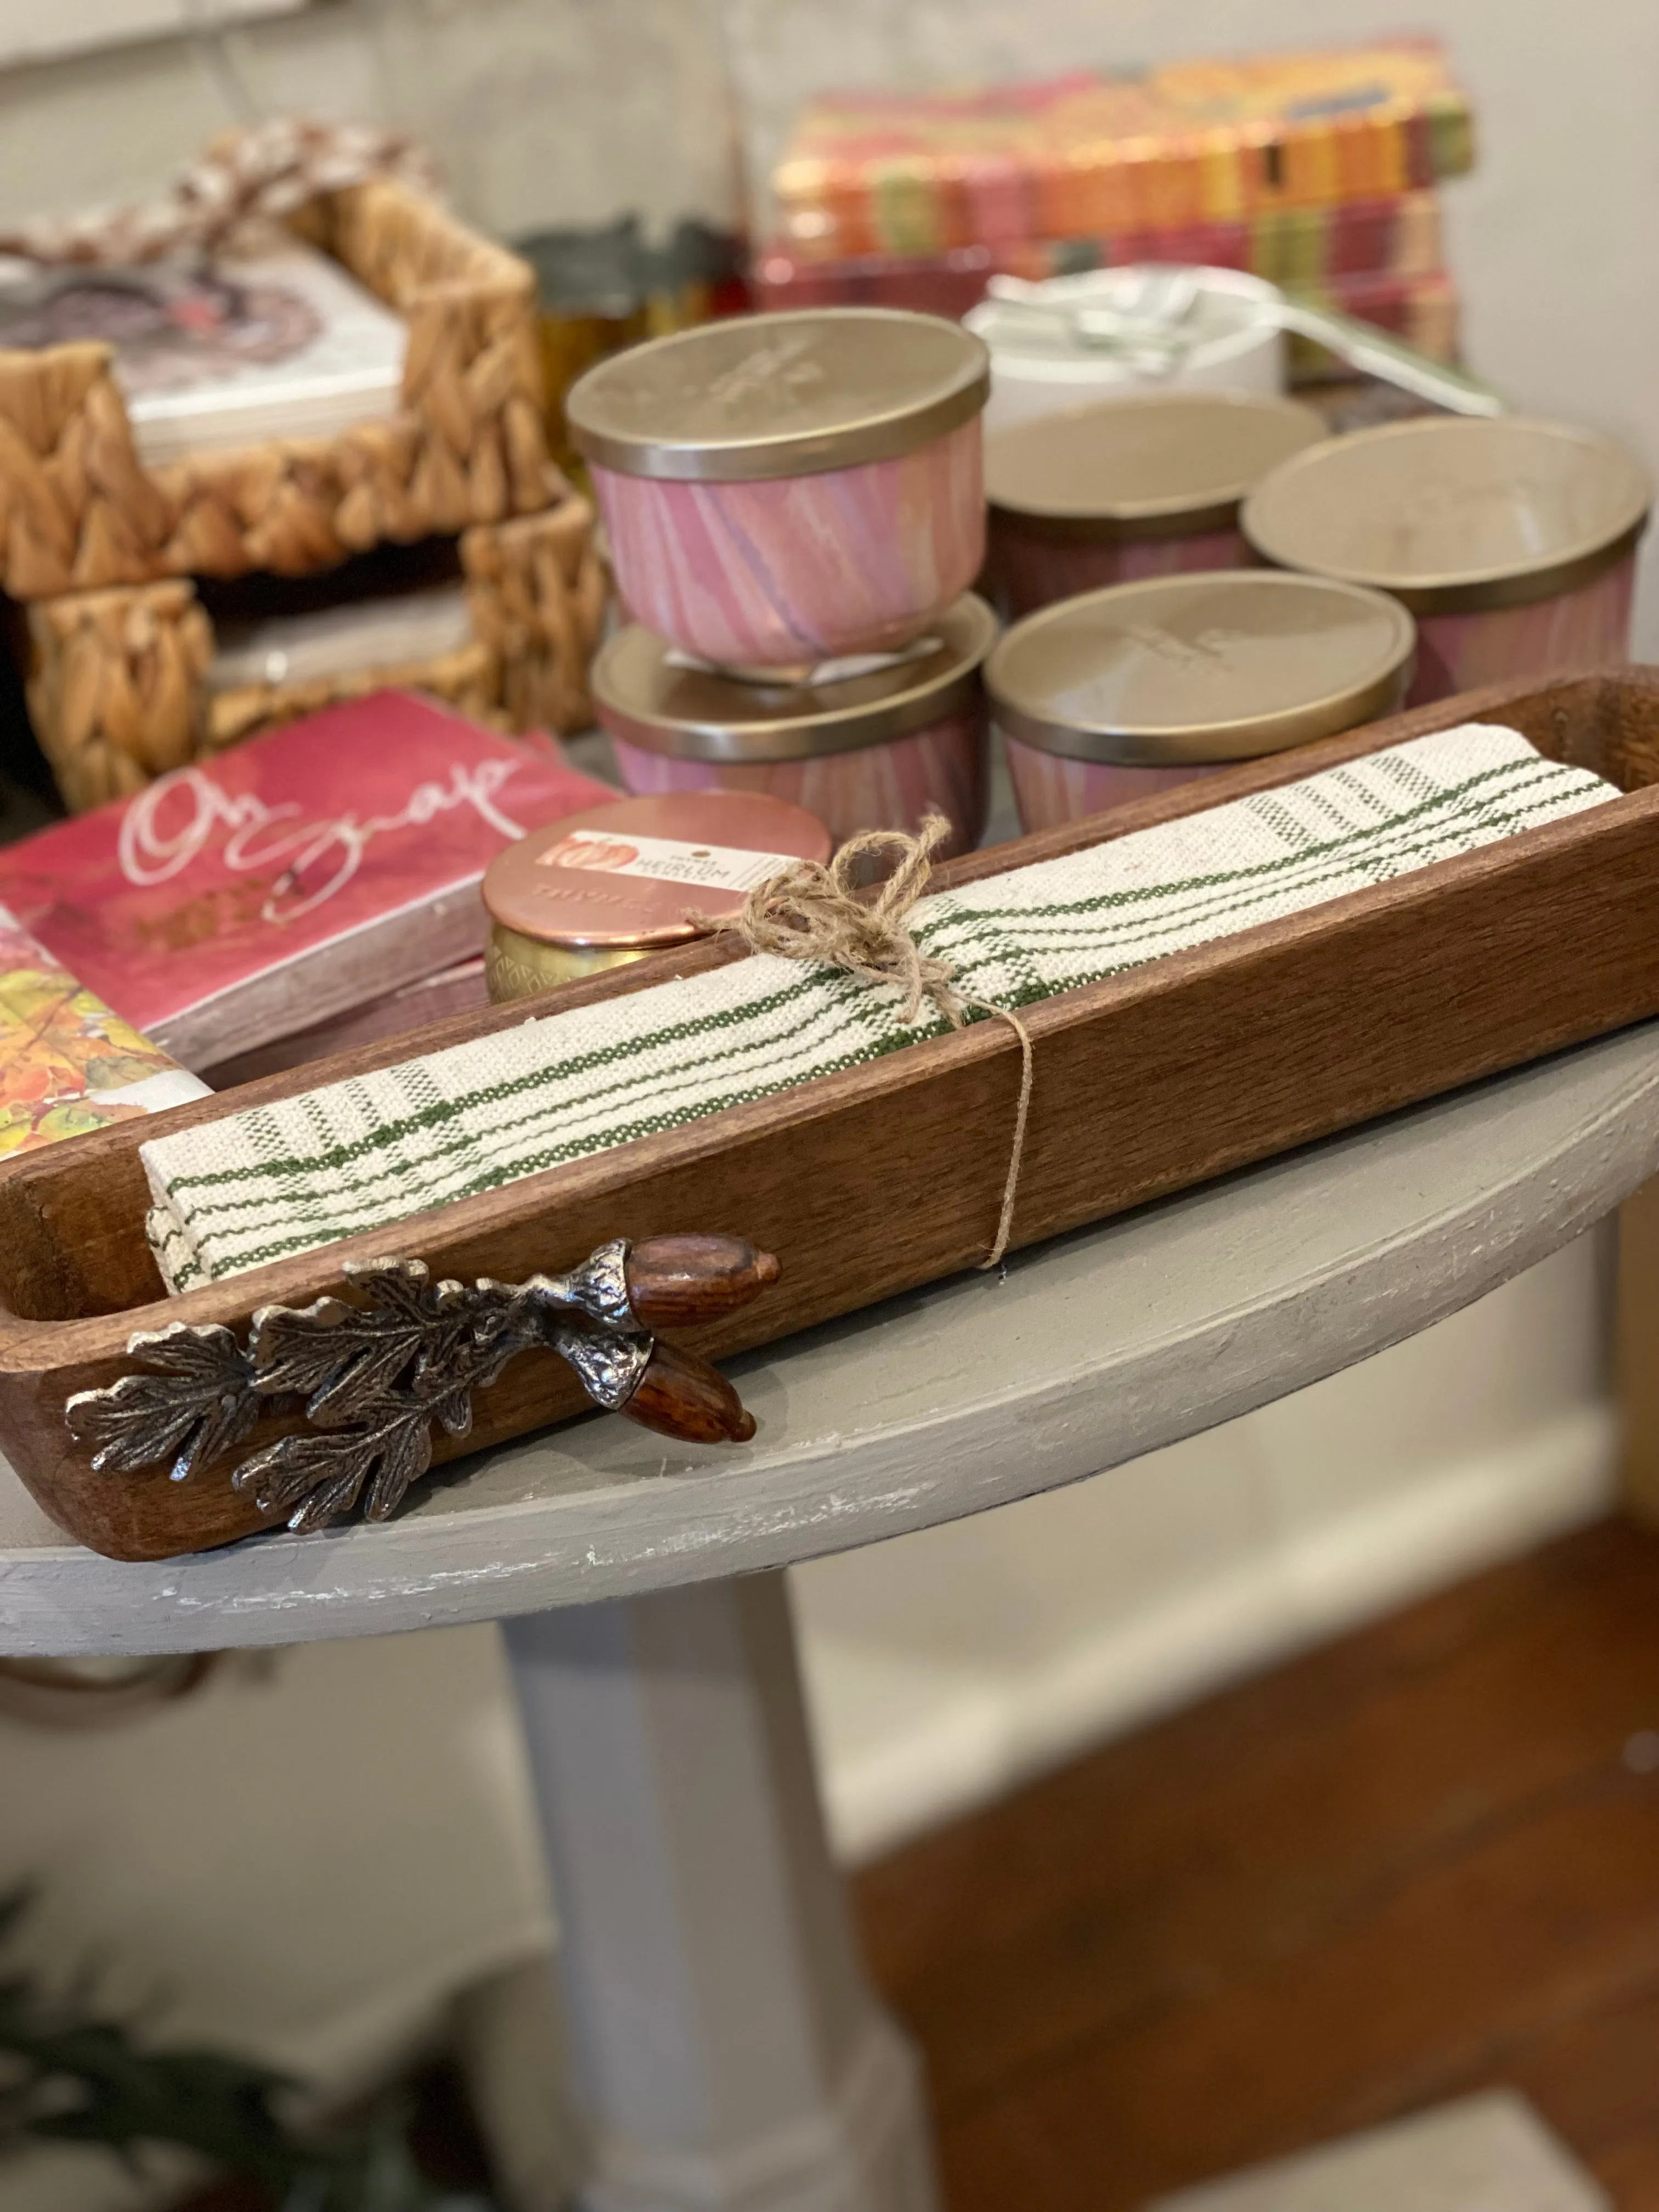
[5,1022,1659,2212]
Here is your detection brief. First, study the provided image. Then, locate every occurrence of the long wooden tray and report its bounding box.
[9,665,1659,1562]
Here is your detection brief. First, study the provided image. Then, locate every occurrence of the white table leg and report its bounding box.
[502,1570,939,2212]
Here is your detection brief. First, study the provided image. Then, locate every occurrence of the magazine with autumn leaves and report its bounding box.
[0,907,207,1156]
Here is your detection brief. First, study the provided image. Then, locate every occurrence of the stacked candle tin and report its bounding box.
[567,308,1000,859]
[987,571,1416,831]
[1243,417,1651,705]
[593,596,999,854]
[985,391,1327,618]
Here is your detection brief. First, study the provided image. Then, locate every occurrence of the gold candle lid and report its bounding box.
[985,571,1415,765]
[986,392,1326,542]
[567,308,990,483]
[594,594,999,764]
[1243,416,1652,613]
[483,792,832,953]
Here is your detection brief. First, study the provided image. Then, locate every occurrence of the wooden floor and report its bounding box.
[855,1517,1659,2212]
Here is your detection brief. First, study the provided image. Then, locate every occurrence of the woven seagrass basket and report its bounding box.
[25,500,606,812]
[0,178,559,600]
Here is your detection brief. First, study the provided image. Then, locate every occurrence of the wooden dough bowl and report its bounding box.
[7,667,1659,1561]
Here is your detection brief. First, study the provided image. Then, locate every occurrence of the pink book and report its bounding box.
[0,693,614,1070]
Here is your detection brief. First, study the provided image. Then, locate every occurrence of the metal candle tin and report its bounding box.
[482,791,832,1000]
[986,570,1415,831]
[596,592,999,861]
[986,392,1326,618]
[567,308,990,675]
[1243,417,1651,706]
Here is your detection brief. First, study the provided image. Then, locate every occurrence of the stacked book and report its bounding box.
[0,691,613,1084]
[754,38,1472,376]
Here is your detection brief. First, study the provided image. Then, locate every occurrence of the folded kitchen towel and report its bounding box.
[142,724,1616,1293]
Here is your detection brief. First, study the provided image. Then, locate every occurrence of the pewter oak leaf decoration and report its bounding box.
[233,1407,441,1533]
[66,1245,654,1534]
[69,1322,258,1485]
[251,1260,495,1421]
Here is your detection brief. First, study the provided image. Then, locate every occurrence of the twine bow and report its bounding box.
[703,817,1034,1271]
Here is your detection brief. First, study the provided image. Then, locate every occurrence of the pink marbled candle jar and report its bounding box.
[986,571,1415,835]
[992,523,1251,623]
[1001,742,1228,833]
[1243,417,1651,710]
[595,593,998,860]
[569,308,991,673]
[985,392,1325,620]
[1406,550,1638,707]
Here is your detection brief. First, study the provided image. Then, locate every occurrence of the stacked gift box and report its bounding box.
[753,37,1472,379]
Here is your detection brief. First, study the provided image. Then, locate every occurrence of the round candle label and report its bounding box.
[535,827,799,895]
[483,791,831,950]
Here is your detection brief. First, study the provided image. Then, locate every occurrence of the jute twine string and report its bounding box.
[701,816,1034,1271]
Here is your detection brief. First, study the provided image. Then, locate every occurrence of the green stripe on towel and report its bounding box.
[142,725,1616,1291]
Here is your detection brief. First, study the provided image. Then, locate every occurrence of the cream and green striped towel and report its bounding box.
[143,724,1616,1293]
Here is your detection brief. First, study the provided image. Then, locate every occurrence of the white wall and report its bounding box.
[0,0,743,245]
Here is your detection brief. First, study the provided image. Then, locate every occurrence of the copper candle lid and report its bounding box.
[985,571,1415,765]
[986,392,1326,541]
[484,792,831,955]
[566,308,990,482]
[594,594,1000,763]
[1243,417,1652,614]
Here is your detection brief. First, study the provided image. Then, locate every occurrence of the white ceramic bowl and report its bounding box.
[965,266,1285,435]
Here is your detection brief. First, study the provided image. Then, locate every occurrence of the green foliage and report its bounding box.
[0,1889,498,2212]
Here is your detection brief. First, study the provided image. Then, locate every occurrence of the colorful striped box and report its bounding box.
[753,189,1446,314]
[1286,269,1461,378]
[772,42,1474,262]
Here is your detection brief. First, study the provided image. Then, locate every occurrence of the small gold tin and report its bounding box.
[482,791,832,1003]
[486,927,651,999]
